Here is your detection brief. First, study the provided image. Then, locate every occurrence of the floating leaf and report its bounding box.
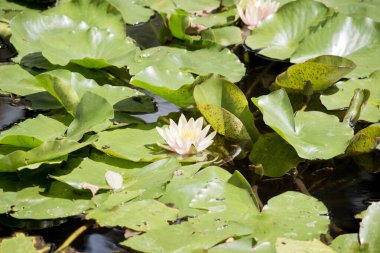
[291,14,380,78]
[321,70,380,122]
[249,133,303,177]
[92,125,167,162]
[201,26,243,46]
[0,233,51,253]
[245,0,330,59]
[194,76,259,142]
[0,115,67,148]
[40,27,138,68]
[0,64,42,96]
[129,47,245,107]
[250,191,329,251]
[106,0,154,25]
[67,92,114,141]
[50,156,144,190]
[87,199,178,231]
[122,213,252,253]
[330,234,360,253]
[276,55,355,92]
[252,89,353,159]
[275,237,337,253]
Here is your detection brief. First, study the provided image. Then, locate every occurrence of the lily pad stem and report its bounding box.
[54,221,93,253]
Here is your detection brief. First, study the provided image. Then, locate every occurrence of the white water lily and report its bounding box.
[156,114,217,155]
[237,0,279,30]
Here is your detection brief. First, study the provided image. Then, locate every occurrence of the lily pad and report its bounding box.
[330,234,361,253]
[320,70,380,122]
[194,76,259,142]
[0,64,42,96]
[249,191,329,251]
[87,199,178,231]
[92,125,168,162]
[252,89,353,159]
[346,123,380,155]
[106,0,154,25]
[275,237,337,253]
[275,55,356,92]
[40,27,138,68]
[129,47,245,107]
[0,115,67,148]
[35,69,146,114]
[67,92,114,141]
[249,133,303,177]
[245,0,330,60]
[51,157,144,190]
[0,233,51,253]
[291,14,380,78]
[122,213,252,253]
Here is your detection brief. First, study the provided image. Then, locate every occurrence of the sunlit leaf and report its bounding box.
[291,14,380,78]
[252,89,353,159]
[330,234,361,253]
[245,0,330,59]
[87,199,178,231]
[275,237,337,253]
[106,0,154,25]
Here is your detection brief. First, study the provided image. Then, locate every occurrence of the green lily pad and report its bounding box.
[275,55,356,92]
[245,0,330,60]
[173,0,220,13]
[40,27,138,68]
[275,238,337,253]
[0,114,67,148]
[330,234,361,253]
[106,0,154,25]
[0,136,96,172]
[250,191,329,251]
[87,199,178,231]
[129,47,245,107]
[0,64,42,96]
[249,133,303,177]
[10,12,78,61]
[92,125,168,162]
[321,70,380,122]
[35,69,146,114]
[67,92,114,141]
[0,233,51,253]
[191,8,238,28]
[122,213,252,253]
[316,0,380,22]
[252,89,353,159]
[291,14,380,78]
[10,181,93,219]
[45,0,125,35]
[201,26,243,46]
[194,76,259,142]
[359,202,380,253]
[208,237,257,253]
[51,157,144,190]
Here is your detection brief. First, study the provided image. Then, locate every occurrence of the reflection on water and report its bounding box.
[0,97,26,130]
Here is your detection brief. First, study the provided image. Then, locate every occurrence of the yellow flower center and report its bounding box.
[181,129,197,141]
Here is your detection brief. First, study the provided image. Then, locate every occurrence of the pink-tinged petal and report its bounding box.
[198,125,211,141]
[178,114,187,131]
[195,130,217,152]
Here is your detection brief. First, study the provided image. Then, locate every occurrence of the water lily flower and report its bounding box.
[237,0,279,30]
[156,114,217,155]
